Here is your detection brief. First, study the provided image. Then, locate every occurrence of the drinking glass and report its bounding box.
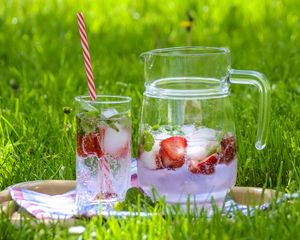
[75,95,132,211]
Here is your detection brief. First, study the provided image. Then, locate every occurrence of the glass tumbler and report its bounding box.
[75,95,132,211]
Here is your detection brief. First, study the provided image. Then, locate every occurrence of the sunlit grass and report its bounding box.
[0,0,300,238]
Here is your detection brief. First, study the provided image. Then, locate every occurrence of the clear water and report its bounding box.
[76,121,131,212]
[76,153,131,210]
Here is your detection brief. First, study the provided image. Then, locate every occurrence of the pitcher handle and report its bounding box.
[229,69,271,150]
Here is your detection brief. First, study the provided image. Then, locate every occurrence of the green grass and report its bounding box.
[0,0,300,239]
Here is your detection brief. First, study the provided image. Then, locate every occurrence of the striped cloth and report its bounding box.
[8,162,139,219]
[8,161,290,220]
[9,187,77,219]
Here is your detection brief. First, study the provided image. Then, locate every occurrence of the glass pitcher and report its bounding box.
[137,46,270,208]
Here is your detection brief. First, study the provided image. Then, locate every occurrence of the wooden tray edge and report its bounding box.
[1,180,280,206]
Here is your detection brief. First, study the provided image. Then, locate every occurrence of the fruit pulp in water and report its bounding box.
[138,124,237,206]
[76,114,131,210]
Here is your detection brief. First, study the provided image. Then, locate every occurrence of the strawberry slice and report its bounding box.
[155,154,164,169]
[82,133,97,155]
[159,136,187,169]
[219,136,236,164]
[82,131,104,158]
[77,134,88,158]
[188,153,218,175]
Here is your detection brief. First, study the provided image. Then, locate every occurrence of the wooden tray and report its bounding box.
[0,180,279,225]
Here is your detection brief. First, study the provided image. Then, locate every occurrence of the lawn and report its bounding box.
[0,0,300,239]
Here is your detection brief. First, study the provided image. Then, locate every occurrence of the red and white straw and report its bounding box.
[103,154,113,193]
[98,128,113,194]
[77,12,97,101]
[77,13,113,195]
[97,156,112,195]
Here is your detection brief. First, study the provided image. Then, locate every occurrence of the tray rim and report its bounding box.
[0,179,279,205]
[0,180,281,225]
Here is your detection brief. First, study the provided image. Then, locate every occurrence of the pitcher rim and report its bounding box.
[140,46,230,58]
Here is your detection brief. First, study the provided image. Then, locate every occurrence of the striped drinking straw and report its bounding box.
[77,12,97,101]
[77,12,112,194]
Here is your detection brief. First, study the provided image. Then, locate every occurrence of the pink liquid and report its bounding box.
[137,126,237,207]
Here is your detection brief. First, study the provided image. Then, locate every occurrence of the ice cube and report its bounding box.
[140,140,161,170]
[187,127,217,141]
[187,137,219,162]
[181,124,196,135]
[104,124,130,156]
[102,108,119,119]
[139,132,171,170]
[155,132,172,141]
[186,145,208,161]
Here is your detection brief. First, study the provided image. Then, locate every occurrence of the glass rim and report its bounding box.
[75,95,132,104]
[140,46,230,57]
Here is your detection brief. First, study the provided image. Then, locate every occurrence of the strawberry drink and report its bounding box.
[75,96,132,211]
[138,124,237,208]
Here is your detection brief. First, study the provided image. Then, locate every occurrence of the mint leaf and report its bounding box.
[76,102,100,135]
[152,124,160,131]
[114,201,125,211]
[106,119,119,132]
[101,108,122,132]
[113,187,154,211]
[78,114,99,134]
[85,157,98,170]
[125,187,153,206]
[142,130,155,152]
[77,106,123,133]
[207,144,219,155]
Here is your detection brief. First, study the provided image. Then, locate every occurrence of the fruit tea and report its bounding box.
[137,124,236,207]
[75,100,131,211]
